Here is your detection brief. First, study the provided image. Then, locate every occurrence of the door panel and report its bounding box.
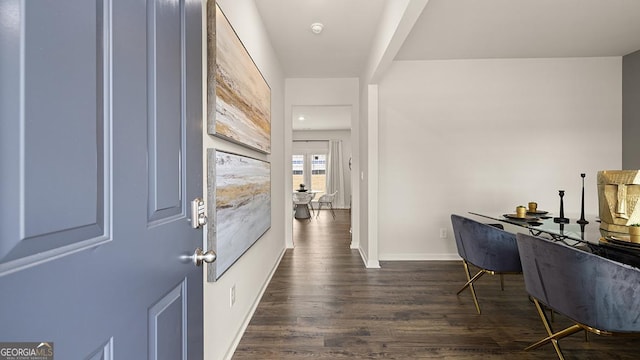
[0,0,203,358]
[0,0,110,275]
[86,338,114,360]
[147,0,183,224]
[149,280,187,360]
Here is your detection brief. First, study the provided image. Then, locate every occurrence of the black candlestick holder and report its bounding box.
[554,190,570,223]
[577,173,589,225]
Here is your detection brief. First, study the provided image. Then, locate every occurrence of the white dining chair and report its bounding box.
[316,191,337,219]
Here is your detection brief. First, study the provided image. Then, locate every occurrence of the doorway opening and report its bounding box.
[291,105,352,239]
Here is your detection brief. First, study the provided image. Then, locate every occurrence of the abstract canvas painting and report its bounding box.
[207,149,271,281]
[207,4,271,153]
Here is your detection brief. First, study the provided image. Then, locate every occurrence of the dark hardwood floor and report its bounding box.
[232,210,638,359]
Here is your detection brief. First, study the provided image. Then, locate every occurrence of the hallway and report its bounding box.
[232,210,638,359]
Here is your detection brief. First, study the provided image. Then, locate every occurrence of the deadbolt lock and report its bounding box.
[190,197,207,229]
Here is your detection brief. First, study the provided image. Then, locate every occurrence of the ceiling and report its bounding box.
[254,0,386,78]
[292,105,351,131]
[396,0,640,61]
[254,0,640,129]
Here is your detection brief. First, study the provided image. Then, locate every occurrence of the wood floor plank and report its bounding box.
[232,210,639,359]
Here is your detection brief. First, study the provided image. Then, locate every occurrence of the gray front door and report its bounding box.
[0,0,204,358]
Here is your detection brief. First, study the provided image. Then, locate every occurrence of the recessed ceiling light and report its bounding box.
[298,116,305,121]
[310,23,324,34]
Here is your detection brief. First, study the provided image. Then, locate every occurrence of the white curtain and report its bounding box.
[326,140,345,208]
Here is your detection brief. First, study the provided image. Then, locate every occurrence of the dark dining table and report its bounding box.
[469,211,640,269]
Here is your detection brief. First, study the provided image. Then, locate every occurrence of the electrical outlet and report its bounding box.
[440,228,447,239]
[230,284,236,307]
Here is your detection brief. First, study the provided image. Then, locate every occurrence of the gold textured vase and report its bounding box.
[629,226,640,243]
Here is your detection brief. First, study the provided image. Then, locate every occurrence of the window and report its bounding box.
[292,154,304,191]
[292,153,327,198]
[311,154,326,198]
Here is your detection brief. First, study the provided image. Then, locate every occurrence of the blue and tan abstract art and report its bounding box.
[207,4,271,153]
[207,149,271,280]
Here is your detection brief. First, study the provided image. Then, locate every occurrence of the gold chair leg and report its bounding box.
[525,298,583,360]
[457,260,486,314]
[500,274,504,291]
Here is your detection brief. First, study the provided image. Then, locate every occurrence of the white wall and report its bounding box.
[202,1,285,359]
[377,57,622,260]
[623,49,640,169]
[293,130,352,208]
[363,0,429,83]
[358,0,428,268]
[284,78,360,248]
[358,84,370,260]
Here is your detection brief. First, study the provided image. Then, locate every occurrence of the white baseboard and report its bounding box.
[357,247,380,268]
[357,246,368,266]
[379,253,461,261]
[223,248,286,360]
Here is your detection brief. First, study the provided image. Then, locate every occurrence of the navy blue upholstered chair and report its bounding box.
[516,233,640,359]
[450,214,522,314]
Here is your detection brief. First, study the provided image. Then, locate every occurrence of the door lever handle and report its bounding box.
[193,248,216,267]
